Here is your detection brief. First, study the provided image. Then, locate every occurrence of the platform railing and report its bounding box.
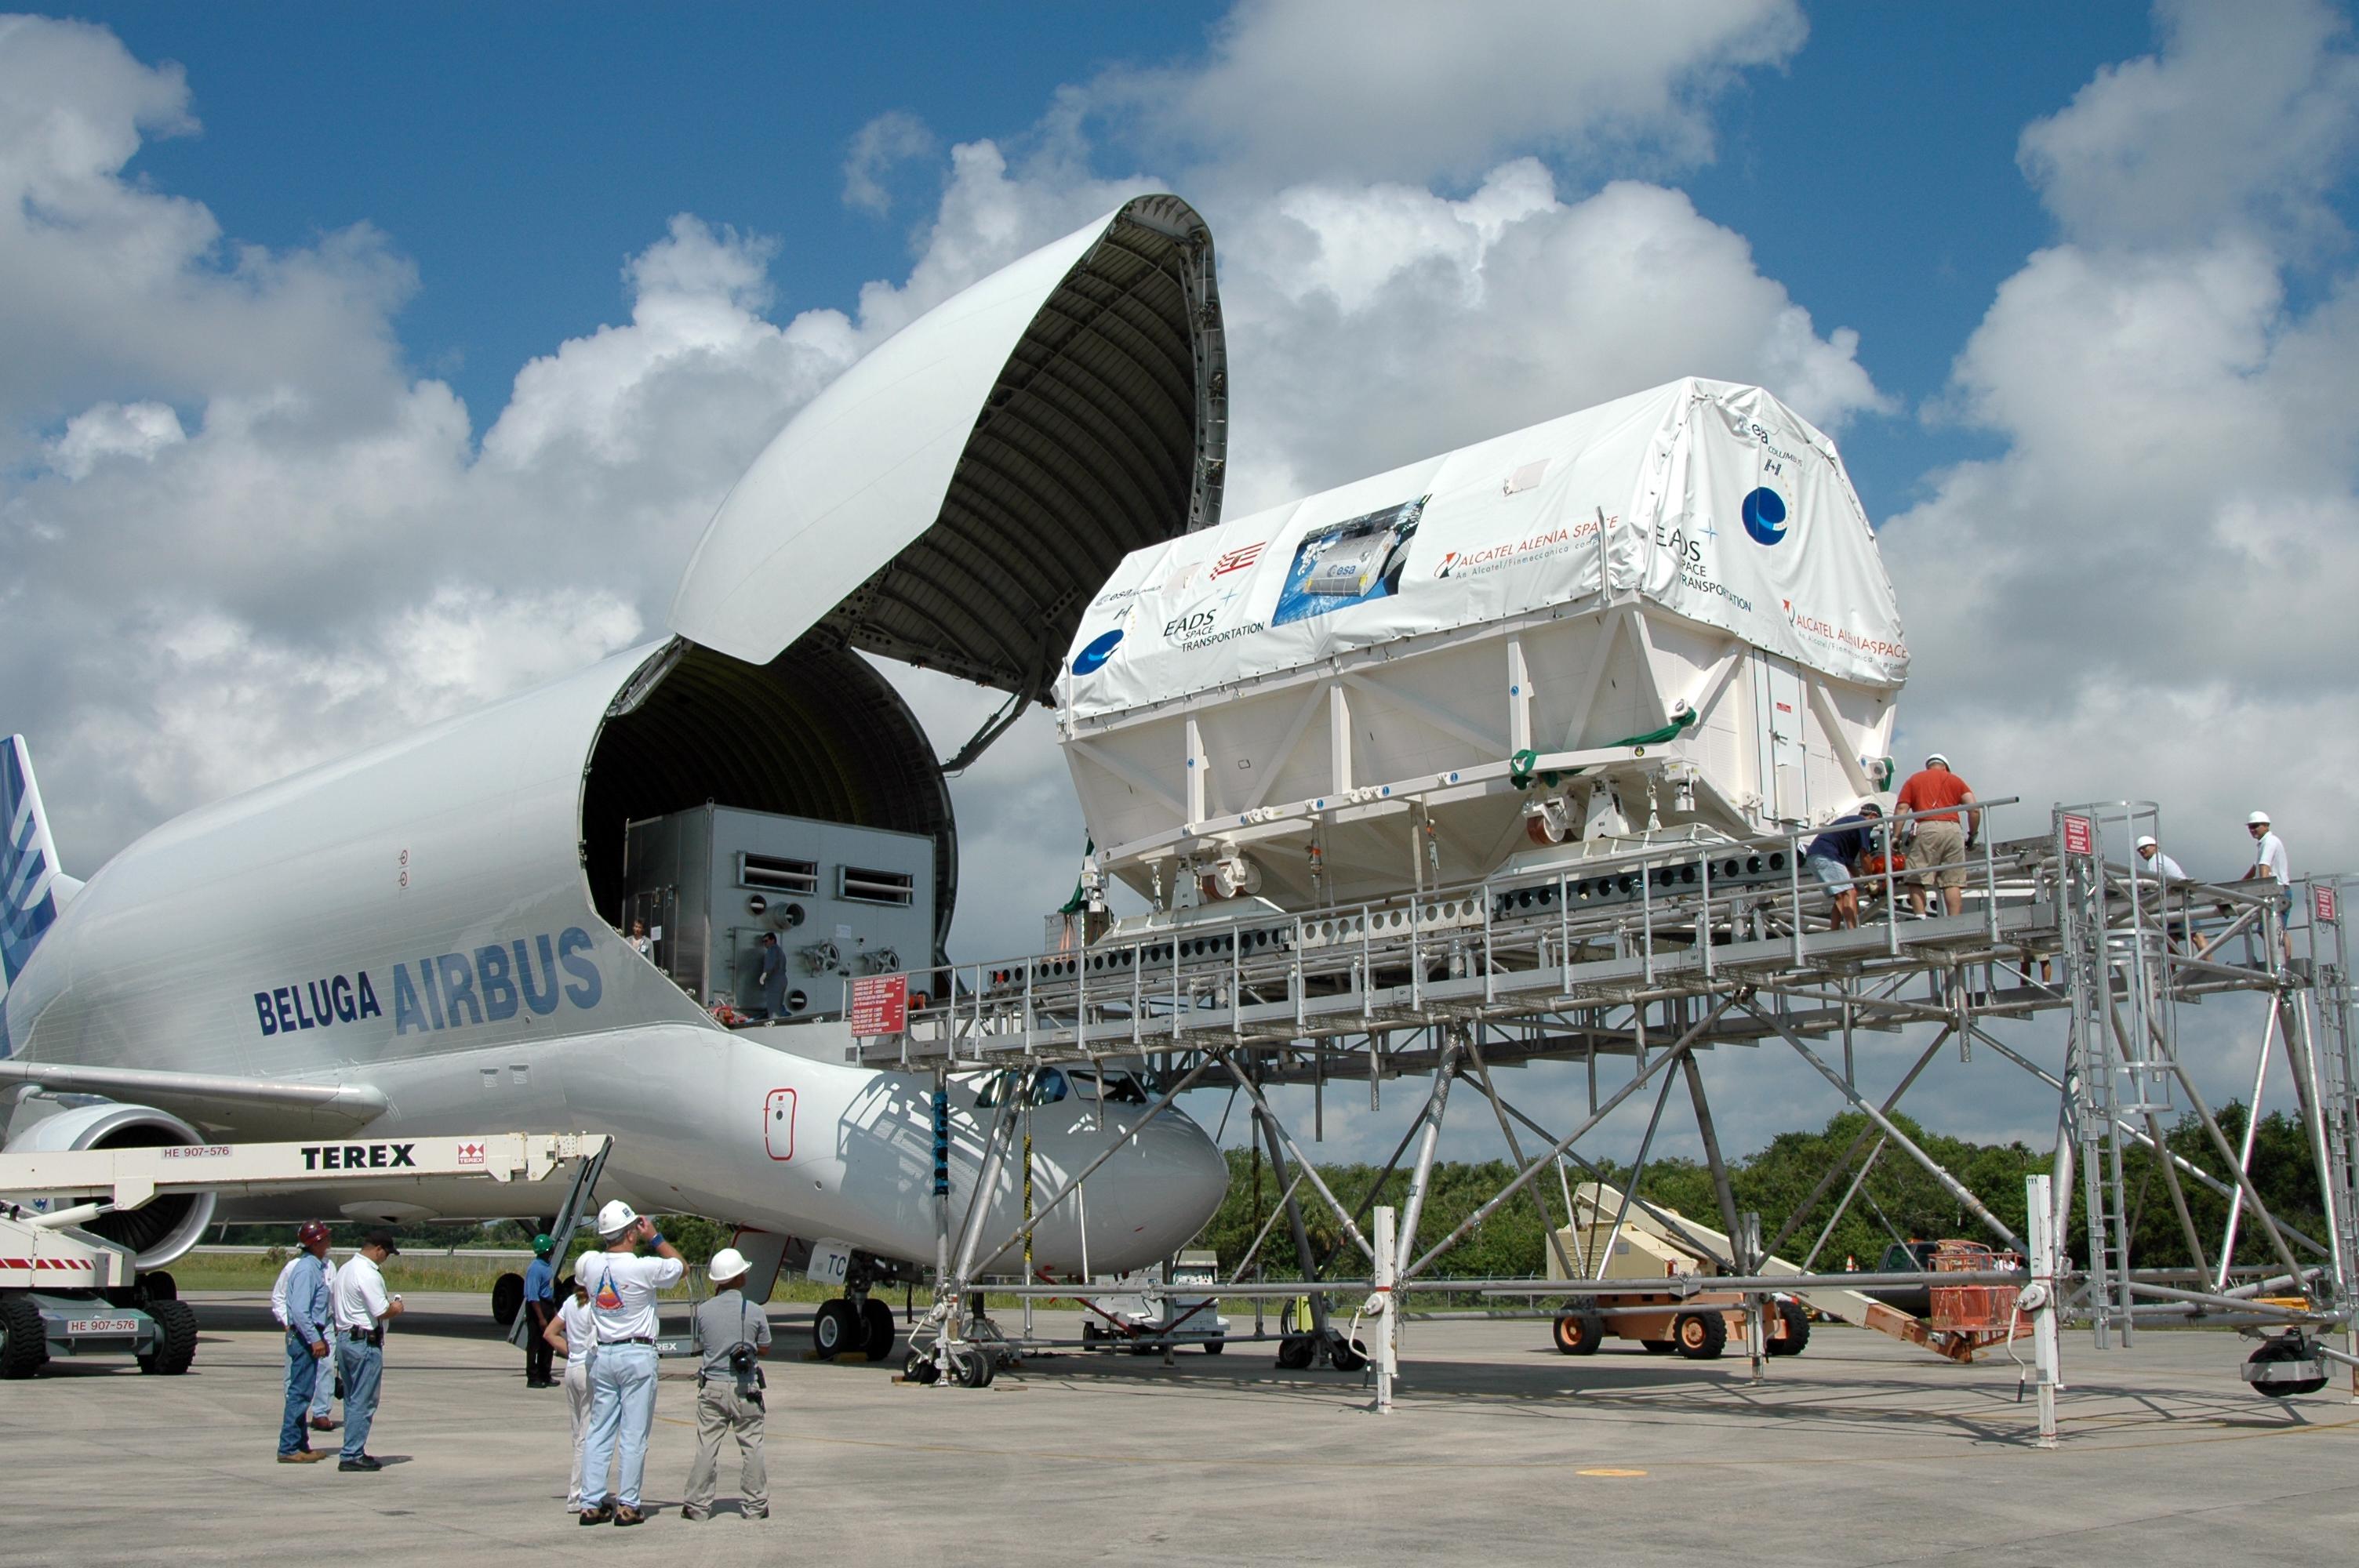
[849,796,2288,1072]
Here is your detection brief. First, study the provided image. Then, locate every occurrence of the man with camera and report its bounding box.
[575,1200,684,1526]
[681,1246,772,1521]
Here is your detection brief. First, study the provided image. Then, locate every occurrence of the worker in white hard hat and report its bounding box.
[574,1200,684,1526]
[2132,835,2186,884]
[2243,810,2293,960]
[681,1246,771,1522]
[1895,753,1979,917]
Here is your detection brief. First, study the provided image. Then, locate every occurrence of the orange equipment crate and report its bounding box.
[1926,1240,2022,1335]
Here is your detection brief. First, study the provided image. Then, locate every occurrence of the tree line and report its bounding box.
[1192,1102,2328,1279]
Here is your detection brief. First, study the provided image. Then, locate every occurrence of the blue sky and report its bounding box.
[6,2,2357,1159]
[64,3,2197,515]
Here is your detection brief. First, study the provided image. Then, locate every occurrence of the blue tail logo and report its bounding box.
[2,735,64,1004]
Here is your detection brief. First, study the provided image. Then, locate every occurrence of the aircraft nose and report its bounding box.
[1119,1111,1230,1258]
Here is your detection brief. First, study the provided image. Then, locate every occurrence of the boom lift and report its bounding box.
[0,1132,609,1378]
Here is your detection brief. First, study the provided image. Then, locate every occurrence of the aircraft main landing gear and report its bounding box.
[811,1255,898,1361]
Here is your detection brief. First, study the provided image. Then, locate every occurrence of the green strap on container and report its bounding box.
[1056,837,1096,915]
[1511,710,1698,789]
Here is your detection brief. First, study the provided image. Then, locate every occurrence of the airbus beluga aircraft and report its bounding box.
[0,195,1234,1356]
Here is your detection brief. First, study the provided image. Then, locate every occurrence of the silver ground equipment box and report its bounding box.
[621,804,935,1018]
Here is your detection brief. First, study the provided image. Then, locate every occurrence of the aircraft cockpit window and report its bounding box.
[1065,1069,1149,1105]
[975,1068,1072,1108]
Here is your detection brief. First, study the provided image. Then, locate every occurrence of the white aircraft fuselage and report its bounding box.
[0,641,1227,1274]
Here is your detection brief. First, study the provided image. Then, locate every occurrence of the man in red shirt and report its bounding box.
[1896,753,1979,916]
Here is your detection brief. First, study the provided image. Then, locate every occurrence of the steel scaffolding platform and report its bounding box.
[873,797,2359,1443]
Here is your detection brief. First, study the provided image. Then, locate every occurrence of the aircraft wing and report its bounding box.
[0,1059,388,1137]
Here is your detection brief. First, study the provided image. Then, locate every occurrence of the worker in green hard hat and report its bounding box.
[524,1232,560,1388]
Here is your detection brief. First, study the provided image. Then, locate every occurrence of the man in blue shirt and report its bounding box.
[277,1220,335,1463]
[1806,803,1884,931]
[523,1233,558,1388]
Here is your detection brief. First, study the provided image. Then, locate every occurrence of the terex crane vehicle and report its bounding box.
[0,1131,607,1377]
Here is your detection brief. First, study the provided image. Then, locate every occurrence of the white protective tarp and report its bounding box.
[1061,378,1906,719]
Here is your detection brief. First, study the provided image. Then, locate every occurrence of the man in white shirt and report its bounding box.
[2132,835,2186,884]
[543,1280,598,1513]
[329,1229,407,1472]
[2245,810,2293,959]
[271,1229,340,1433]
[574,1200,685,1526]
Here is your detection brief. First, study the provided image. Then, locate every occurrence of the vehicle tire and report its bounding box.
[0,1297,48,1379]
[138,1299,199,1375]
[812,1298,859,1360]
[492,1272,525,1328]
[860,1298,896,1360]
[140,1271,178,1304]
[1326,1331,1367,1372]
[1275,1334,1316,1370]
[1766,1299,1810,1357]
[902,1347,940,1385]
[1552,1311,1608,1356]
[1080,1320,1100,1345]
[1639,1338,1677,1356]
[1201,1337,1225,1356]
[951,1345,994,1388]
[1674,1310,1728,1360]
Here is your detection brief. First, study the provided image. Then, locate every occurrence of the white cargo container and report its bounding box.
[1056,378,1906,913]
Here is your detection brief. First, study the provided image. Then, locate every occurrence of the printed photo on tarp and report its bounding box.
[1271,496,1427,626]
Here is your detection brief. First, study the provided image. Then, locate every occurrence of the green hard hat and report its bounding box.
[532,1233,554,1257]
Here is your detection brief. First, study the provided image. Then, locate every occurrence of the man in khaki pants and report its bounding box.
[682,1247,771,1520]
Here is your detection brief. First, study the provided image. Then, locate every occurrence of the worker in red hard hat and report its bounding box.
[274,1220,337,1463]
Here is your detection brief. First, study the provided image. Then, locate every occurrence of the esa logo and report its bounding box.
[1741,487,1788,546]
[1071,629,1123,676]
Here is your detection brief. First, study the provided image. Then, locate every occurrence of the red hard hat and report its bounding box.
[296,1221,330,1246]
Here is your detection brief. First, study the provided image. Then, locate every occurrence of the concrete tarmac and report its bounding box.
[3,1291,2354,1566]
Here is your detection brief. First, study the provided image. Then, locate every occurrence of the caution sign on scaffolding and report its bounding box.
[2316,884,2339,922]
[2060,813,2095,859]
[849,973,908,1036]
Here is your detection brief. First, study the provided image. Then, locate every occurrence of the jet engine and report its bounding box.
[2,1096,217,1269]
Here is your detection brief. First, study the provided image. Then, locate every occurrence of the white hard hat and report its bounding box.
[2248,810,2272,826]
[708,1247,751,1283]
[2135,835,2157,850]
[595,1199,640,1236]
[1925,753,1950,769]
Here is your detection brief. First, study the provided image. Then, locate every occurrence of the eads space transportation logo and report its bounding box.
[1741,487,1788,546]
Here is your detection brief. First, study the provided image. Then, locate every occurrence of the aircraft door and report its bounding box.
[1752,652,1810,826]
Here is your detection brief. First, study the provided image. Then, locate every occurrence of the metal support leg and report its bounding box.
[2026,1172,2063,1449]
[1371,1206,1398,1414]
[1392,1041,1460,1305]
[1258,1102,1330,1346]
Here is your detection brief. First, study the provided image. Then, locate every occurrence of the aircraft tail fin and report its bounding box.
[2,734,67,995]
